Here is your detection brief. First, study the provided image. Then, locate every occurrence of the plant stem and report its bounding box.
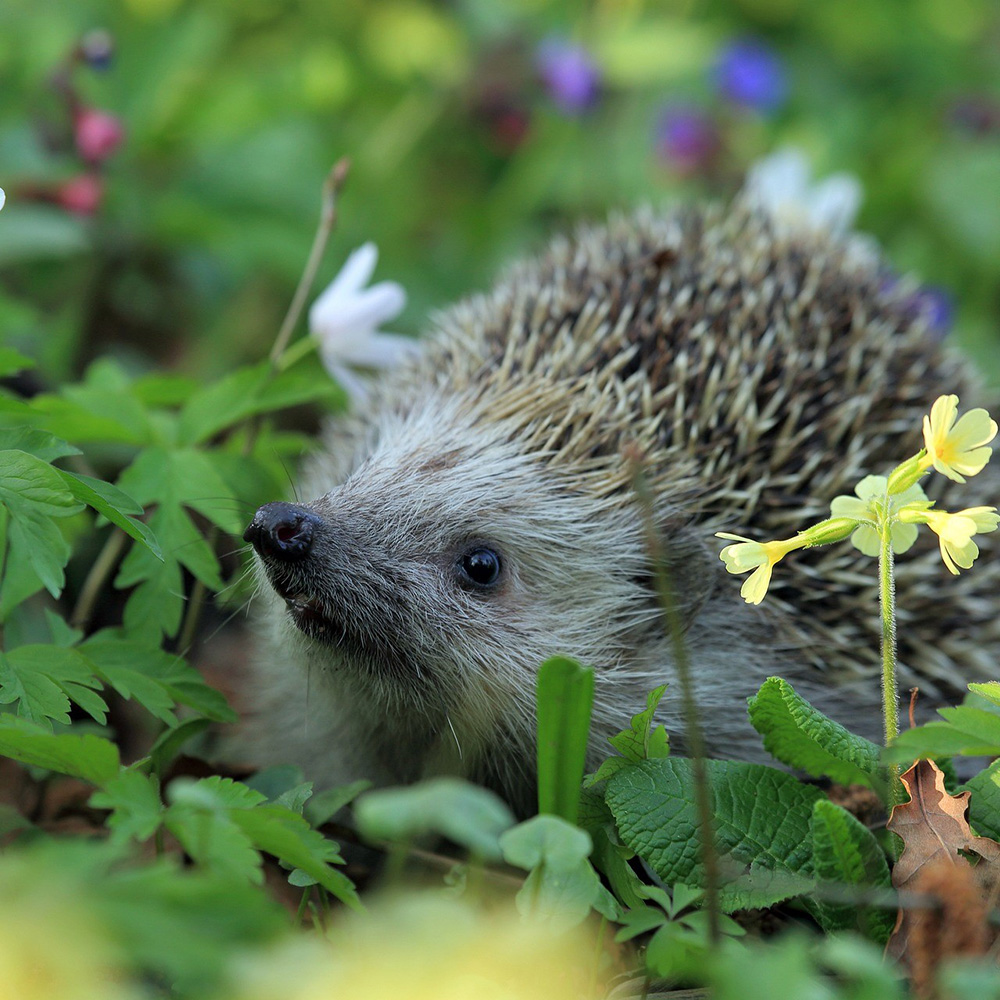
[71,528,128,630]
[177,158,350,654]
[629,451,720,945]
[878,517,903,805]
[268,157,351,366]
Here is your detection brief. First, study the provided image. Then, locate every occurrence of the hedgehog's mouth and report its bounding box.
[282,593,346,643]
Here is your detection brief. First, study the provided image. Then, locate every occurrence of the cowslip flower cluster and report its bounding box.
[718,394,998,604]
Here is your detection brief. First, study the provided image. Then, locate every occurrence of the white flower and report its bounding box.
[0,188,5,211]
[309,242,418,403]
[745,148,862,237]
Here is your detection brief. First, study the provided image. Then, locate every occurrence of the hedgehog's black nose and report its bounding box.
[244,502,320,562]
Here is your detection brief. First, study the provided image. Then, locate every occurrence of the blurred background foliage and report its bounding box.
[1,0,998,387]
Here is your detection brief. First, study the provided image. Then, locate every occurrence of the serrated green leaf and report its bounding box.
[605,758,822,912]
[500,814,620,927]
[536,656,594,823]
[58,471,162,558]
[608,684,670,762]
[355,778,515,861]
[166,803,263,884]
[963,760,1000,841]
[809,799,893,941]
[969,682,1000,708]
[0,645,107,727]
[165,776,359,909]
[748,677,883,791]
[0,714,120,784]
[0,450,82,613]
[90,770,165,845]
[82,630,236,723]
[229,806,359,909]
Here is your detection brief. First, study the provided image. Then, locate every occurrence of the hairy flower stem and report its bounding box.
[629,452,720,945]
[878,518,903,806]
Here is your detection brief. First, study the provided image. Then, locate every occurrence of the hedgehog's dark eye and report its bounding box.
[459,547,502,588]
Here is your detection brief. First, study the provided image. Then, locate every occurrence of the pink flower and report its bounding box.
[57,175,103,215]
[74,108,124,164]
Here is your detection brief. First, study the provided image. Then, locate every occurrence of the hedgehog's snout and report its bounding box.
[244,502,321,563]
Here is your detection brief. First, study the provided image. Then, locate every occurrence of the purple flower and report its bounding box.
[79,29,114,71]
[714,38,787,114]
[536,37,601,115]
[655,105,720,175]
[912,286,954,341]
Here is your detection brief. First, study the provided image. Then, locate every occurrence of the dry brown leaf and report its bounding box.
[885,759,1000,979]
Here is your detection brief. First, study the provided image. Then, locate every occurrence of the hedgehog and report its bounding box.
[243,183,999,817]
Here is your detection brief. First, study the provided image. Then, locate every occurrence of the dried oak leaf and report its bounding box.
[885,759,1000,971]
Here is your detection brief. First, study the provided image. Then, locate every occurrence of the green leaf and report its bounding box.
[32,360,154,445]
[607,683,669,763]
[0,347,35,377]
[81,630,236,724]
[90,770,165,845]
[500,814,620,927]
[165,776,359,910]
[964,760,1000,841]
[748,677,884,791]
[113,447,243,637]
[304,779,372,827]
[604,758,823,912]
[887,704,1000,762]
[0,645,108,727]
[354,778,516,861]
[0,714,120,784]
[0,426,79,462]
[229,806,359,910]
[177,355,341,445]
[809,799,893,941]
[969,682,1000,708]
[0,449,83,614]
[58,471,162,558]
[148,718,214,776]
[536,656,594,823]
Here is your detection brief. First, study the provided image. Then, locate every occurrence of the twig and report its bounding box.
[627,447,721,945]
[269,157,351,366]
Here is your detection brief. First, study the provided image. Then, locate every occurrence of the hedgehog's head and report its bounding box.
[245,384,715,748]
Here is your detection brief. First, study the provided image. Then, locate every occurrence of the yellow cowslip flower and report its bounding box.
[898,505,1000,575]
[716,533,802,606]
[921,394,998,483]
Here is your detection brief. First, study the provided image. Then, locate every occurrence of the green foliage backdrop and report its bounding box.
[1,0,998,384]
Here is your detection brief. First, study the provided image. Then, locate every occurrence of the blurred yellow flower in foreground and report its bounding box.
[0,890,134,1000]
[234,893,607,1000]
[921,394,997,483]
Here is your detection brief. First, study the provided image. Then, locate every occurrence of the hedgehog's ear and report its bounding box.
[641,519,718,626]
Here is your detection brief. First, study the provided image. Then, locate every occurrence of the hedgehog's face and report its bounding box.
[245,398,658,717]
